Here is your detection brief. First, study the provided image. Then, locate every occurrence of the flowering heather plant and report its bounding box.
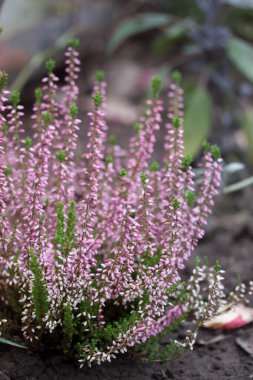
[0,39,228,366]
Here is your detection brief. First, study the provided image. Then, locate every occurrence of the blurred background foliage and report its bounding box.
[1,0,253,177]
[108,0,253,161]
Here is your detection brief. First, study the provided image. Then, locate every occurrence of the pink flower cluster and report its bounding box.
[0,41,223,366]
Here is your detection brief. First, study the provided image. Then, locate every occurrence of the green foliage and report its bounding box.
[240,106,253,163]
[202,139,210,152]
[142,248,162,268]
[108,134,117,145]
[65,201,76,255]
[43,111,52,125]
[119,168,127,177]
[151,75,162,100]
[171,70,182,85]
[172,116,180,128]
[35,87,42,104]
[194,256,201,267]
[136,310,187,362]
[92,91,103,108]
[70,103,78,119]
[24,137,32,149]
[214,260,221,272]
[105,155,113,164]
[210,145,221,160]
[45,58,56,73]
[62,303,74,352]
[108,13,172,53]
[149,161,160,171]
[141,172,147,185]
[96,70,105,83]
[10,91,20,107]
[29,249,49,324]
[54,201,65,249]
[56,150,66,163]
[3,167,11,176]
[2,123,8,132]
[172,198,180,209]
[54,201,76,257]
[181,155,193,171]
[134,122,142,133]
[186,190,196,206]
[69,37,80,48]
[0,72,8,92]
[99,310,139,345]
[184,86,212,156]
[227,37,253,82]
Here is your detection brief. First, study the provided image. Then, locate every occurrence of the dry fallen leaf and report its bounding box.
[198,334,227,345]
[204,304,253,330]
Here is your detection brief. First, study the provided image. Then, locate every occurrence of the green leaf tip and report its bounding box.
[2,123,8,132]
[70,103,78,119]
[202,139,210,152]
[151,75,162,100]
[56,150,66,163]
[149,161,160,172]
[43,111,52,125]
[69,37,80,48]
[186,191,196,206]
[172,116,180,128]
[141,171,147,185]
[3,167,11,176]
[119,168,127,177]
[214,260,221,272]
[0,71,8,92]
[108,134,117,145]
[181,155,193,171]
[172,198,180,209]
[194,256,201,267]
[10,90,20,107]
[24,137,32,149]
[92,91,103,108]
[96,70,105,83]
[134,122,142,133]
[171,70,182,85]
[45,58,56,73]
[62,303,74,351]
[29,248,49,323]
[35,87,43,104]
[210,144,221,160]
[105,155,113,164]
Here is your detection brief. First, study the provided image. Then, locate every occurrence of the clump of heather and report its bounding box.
[0,39,228,366]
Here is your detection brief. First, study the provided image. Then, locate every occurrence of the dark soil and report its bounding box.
[0,194,253,380]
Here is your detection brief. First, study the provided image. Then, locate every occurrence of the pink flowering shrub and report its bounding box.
[0,39,225,366]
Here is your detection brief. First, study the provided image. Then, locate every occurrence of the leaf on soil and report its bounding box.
[227,38,253,82]
[0,337,28,349]
[236,334,253,357]
[198,334,227,345]
[204,304,253,330]
[184,85,212,156]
